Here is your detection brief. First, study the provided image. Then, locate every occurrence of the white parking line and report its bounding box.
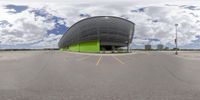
[96,55,102,66]
[112,56,125,64]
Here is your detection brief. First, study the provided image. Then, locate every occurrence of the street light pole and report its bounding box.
[175,24,178,55]
[0,41,1,50]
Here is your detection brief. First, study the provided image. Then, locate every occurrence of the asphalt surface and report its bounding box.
[0,51,200,100]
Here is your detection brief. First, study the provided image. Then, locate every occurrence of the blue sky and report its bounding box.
[0,0,200,49]
[5,4,28,13]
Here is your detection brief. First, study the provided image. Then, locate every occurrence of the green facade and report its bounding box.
[68,44,79,52]
[63,40,100,53]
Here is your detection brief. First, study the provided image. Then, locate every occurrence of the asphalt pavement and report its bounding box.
[0,51,200,100]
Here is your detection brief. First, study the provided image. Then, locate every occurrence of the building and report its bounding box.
[145,45,151,50]
[157,44,164,50]
[58,16,135,53]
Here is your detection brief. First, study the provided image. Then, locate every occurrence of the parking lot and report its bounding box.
[0,51,200,100]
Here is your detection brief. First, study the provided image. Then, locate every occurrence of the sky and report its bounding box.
[0,0,200,49]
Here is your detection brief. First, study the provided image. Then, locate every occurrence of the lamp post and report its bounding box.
[175,24,178,55]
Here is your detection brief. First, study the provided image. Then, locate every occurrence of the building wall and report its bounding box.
[79,40,100,52]
[67,40,100,52]
[69,44,79,52]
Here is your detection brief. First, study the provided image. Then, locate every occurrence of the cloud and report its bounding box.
[31,34,62,48]
[0,20,12,28]
[128,5,200,48]
[0,1,200,49]
[180,5,200,10]
[0,4,67,49]
[29,8,68,35]
[5,4,28,13]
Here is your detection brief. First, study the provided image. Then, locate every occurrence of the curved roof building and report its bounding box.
[58,16,135,52]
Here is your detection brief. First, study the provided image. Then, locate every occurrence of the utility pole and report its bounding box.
[0,41,1,50]
[175,24,178,55]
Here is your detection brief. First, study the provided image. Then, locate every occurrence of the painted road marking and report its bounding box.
[96,55,102,66]
[112,56,125,64]
[77,56,91,61]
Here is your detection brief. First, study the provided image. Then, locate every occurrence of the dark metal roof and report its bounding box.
[58,16,135,48]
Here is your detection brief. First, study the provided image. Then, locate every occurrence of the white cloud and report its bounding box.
[0,4,62,48]
[0,0,200,49]
[0,9,55,44]
[31,34,62,48]
[128,5,200,47]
